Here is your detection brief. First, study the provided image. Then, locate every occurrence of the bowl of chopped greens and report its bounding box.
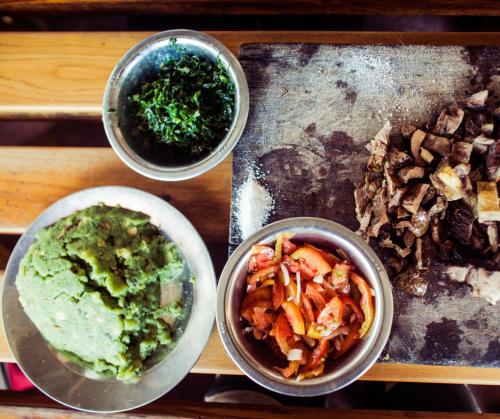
[103,29,249,181]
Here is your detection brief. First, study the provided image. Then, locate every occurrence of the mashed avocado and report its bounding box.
[16,205,186,382]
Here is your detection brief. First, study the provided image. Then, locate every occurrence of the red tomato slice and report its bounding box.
[351,272,375,338]
[272,275,285,310]
[305,283,326,311]
[300,294,315,325]
[248,245,275,272]
[282,255,299,273]
[333,322,360,359]
[241,286,272,311]
[276,360,300,378]
[247,265,279,290]
[291,246,332,276]
[305,339,329,371]
[281,301,305,335]
[241,300,273,322]
[331,262,351,294]
[303,243,341,267]
[252,306,276,330]
[282,238,297,255]
[339,294,364,323]
[317,296,344,330]
[275,312,293,355]
[285,278,297,300]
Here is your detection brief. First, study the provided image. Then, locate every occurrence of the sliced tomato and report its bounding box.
[275,312,293,355]
[247,265,279,290]
[282,237,297,255]
[297,259,316,280]
[322,282,338,300]
[252,306,276,331]
[248,245,275,272]
[317,296,344,330]
[291,246,332,276]
[285,278,297,300]
[300,293,315,325]
[331,262,351,294]
[305,282,326,311]
[304,243,341,267]
[276,360,300,378]
[281,301,305,335]
[241,286,272,311]
[351,272,375,338]
[241,300,273,322]
[333,322,360,359]
[260,278,275,288]
[272,275,285,310]
[305,339,329,371]
[306,322,334,339]
[339,294,364,323]
[282,255,299,273]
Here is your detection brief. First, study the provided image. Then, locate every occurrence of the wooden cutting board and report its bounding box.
[229,43,500,367]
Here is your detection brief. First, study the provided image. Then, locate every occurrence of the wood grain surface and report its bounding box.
[0,147,230,241]
[2,0,500,16]
[1,392,499,419]
[1,32,500,118]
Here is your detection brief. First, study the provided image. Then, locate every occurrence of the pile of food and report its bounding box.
[16,205,187,382]
[129,38,235,158]
[355,90,499,304]
[240,235,375,380]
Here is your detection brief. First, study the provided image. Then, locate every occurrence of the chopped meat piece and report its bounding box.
[486,139,500,182]
[410,129,427,166]
[422,186,436,204]
[428,196,447,218]
[423,134,451,156]
[430,165,465,201]
[402,183,430,214]
[403,230,415,247]
[366,122,391,173]
[388,147,413,171]
[400,123,417,140]
[395,267,428,297]
[379,236,411,258]
[367,187,389,237]
[486,223,498,253]
[388,187,408,210]
[450,141,473,165]
[465,90,488,109]
[468,268,500,305]
[397,166,425,183]
[431,222,442,245]
[420,148,434,164]
[397,206,410,218]
[473,135,495,154]
[384,163,401,196]
[477,181,500,223]
[415,238,423,269]
[410,208,430,238]
[434,105,464,135]
[446,200,475,244]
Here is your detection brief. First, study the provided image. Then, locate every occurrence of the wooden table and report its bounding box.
[0,31,499,388]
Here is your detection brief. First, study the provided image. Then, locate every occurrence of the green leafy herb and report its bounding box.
[130,39,235,156]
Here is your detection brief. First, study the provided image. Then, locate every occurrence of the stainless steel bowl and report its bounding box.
[217,217,393,396]
[2,186,216,412]
[102,29,249,181]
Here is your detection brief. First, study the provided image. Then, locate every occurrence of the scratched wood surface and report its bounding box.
[230,43,500,367]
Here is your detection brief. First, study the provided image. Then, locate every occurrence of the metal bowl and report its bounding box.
[2,186,216,412]
[217,217,393,396]
[102,29,249,181]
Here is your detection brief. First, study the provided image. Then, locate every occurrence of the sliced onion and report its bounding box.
[313,275,324,284]
[280,263,290,286]
[302,335,316,347]
[296,271,301,304]
[243,327,254,334]
[287,348,303,361]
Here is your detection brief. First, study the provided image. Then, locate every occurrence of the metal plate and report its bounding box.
[2,186,216,413]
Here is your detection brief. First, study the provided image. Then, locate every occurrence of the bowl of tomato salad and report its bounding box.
[216,217,393,396]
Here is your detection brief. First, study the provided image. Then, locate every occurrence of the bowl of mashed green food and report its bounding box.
[2,186,216,412]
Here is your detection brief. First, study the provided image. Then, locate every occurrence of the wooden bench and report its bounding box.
[0,31,499,388]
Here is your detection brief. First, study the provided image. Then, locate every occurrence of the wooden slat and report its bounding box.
[2,0,500,16]
[1,394,499,419]
[0,147,230,241]
[1,32,500,118]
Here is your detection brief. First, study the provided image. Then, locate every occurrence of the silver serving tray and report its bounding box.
[2,186,216,412]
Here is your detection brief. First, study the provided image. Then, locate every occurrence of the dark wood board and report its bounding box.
[230,43,500,367]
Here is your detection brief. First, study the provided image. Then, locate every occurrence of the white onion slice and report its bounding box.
[313,275,324,284]
[296,271,301,304]
[280,263,290,286]
[287,348,303,361]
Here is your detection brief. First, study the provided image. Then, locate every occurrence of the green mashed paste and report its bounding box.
[16,205,186,382]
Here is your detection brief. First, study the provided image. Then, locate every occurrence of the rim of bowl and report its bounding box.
[216,217,393,397]
[102,29,249,181]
